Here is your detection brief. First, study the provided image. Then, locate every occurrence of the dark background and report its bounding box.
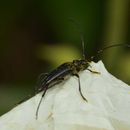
[0,0,130,115]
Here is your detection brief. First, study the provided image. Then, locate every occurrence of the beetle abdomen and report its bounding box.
[38,62,72,92]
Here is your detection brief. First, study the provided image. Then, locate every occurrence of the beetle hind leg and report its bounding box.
[35,73,49,94]
[36,87,48,120]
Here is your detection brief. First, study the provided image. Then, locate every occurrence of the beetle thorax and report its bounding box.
[72,59,89,73]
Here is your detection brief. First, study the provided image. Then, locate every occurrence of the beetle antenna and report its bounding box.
[68,18,86,60]
[91,43,130,60]
[80,33,85,60]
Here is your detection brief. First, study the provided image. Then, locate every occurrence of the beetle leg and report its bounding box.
[37,73,48,86]
[73,74,88,102]
[36,77,65,119]
[38,73,48,81]
[87,68,100,74]
[35,73,49,93]
[36,86,48,120]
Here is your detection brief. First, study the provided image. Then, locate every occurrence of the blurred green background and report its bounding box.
[0,0,130,115]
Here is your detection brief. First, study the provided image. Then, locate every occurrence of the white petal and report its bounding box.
[0,61,130,130]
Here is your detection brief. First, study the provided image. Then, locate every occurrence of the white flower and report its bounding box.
[0,61,130,130]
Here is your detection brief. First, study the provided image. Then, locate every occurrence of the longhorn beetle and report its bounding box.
[35,18,130,120]
[35,41,130,119]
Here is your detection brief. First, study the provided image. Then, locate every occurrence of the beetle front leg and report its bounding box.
[73,74,88,102]
[87,68,100,74]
